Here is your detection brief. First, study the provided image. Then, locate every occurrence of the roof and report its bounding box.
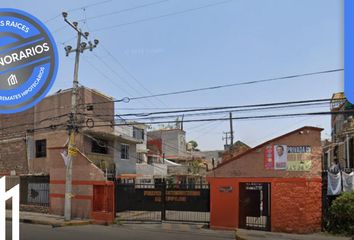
[213,126,323,170]
[83,129,142,144]
[331,92,345,101]
[148,128,186,134]
[232,140,250,148]
[48,86,114,101]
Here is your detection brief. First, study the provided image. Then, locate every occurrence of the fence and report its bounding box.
[20,175,50,207]
[115,182,210,223]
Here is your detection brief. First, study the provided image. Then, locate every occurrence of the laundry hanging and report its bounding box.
[342,171,354,192]
[327,172,342,196]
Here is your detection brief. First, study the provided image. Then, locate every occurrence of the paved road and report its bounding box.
[5,222,234,240]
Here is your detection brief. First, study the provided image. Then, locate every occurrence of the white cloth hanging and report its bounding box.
[328,172,342,196]
[342,171,354,192]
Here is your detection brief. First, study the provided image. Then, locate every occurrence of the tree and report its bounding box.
[188,140,199,151]
[327,191,354,236]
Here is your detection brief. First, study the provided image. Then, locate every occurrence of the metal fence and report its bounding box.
[115,183,210,223]
[20,175,50,207]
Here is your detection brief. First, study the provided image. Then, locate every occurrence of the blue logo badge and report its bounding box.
[345,0,354,104]
[0,8,58,113]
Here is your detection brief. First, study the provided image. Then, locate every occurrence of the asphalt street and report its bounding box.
[5,222,235,240]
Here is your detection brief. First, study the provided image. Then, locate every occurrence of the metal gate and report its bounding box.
[20,175,50,207]
[239,182,271,231]
[115,183,210,222]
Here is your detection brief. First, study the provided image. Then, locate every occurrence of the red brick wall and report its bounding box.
[272,179,322,233]
[208,177,322,233]
[209,127,322,179]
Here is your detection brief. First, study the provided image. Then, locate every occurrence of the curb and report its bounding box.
[234,229,248,240]
[7,217,91,227]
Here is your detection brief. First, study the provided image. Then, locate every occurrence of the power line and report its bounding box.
[81,56,135,98]
[91,52,156,108]
[0,123,68,139]
[80,69,344,106]
[87,101,330,123]
[61,0,234,44]
[87,98,335,117]
[45,0,113,24]
[91,0,236,32]
[77,0,170,22]
[119,102,330,121]
[100,44,169,107]
[80,110,354,127]
[127,69,344,101]
[67,0,113,12]
[0,114,69,133]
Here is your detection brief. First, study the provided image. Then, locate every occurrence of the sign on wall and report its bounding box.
[264,145,274,169]
[287,146,312,171]
[274,145,287,170]
[264,145,312,171]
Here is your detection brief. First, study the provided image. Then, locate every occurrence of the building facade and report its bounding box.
[328,92,354,171]
[0,87,115,176]
[208,126,323,233]
[147,128,187,161]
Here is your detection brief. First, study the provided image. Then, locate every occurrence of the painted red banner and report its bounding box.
[264,145,274,169]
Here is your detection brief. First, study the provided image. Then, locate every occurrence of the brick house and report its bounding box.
[0,87,115,175]
[207,126,323,233]
[0,87,142,218]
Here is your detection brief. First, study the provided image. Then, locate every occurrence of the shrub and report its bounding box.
[327,190,354,236]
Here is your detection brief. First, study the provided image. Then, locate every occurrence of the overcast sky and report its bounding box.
[1,0,343,150]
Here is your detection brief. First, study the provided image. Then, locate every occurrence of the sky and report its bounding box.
[1,0,344,150]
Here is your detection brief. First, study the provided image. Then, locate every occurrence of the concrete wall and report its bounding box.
[115,124,147,162]
[148,129,187,157]
[114,141,137,176]
[48,147,106,219]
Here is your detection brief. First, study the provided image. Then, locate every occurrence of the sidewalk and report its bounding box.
[235,228,351,240]
[6,210,91,227]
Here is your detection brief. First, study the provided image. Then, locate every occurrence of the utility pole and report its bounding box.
[62,12,99,221]
[229,112,234,146]
[222,132,231,150]
[222,132,229,146]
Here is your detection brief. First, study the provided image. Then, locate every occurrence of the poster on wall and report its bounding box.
[274,145,287,169]
[264,145,274,169]
[287,146,312,171]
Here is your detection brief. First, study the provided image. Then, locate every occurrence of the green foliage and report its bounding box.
[188,140,199,150]
[327,191,354,236]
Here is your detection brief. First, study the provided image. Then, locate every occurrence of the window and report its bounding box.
[133,127,144,140]
[35,139,46,158]
[121,144,129,160]
[91,139,108,154]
